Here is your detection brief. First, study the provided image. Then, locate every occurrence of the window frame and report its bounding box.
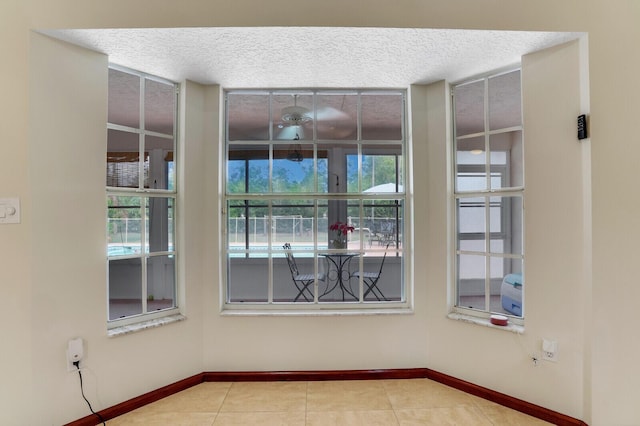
[222,89,411,313]
[451,69,525,325]
[106,64,180,328]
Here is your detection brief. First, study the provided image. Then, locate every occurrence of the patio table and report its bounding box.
[319,253,358,301]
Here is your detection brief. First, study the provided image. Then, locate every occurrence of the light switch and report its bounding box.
[0,198,20,224]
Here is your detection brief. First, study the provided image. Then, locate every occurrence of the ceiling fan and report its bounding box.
[280,104,313,126]
[277,101,312,141]
[276,94,353,141]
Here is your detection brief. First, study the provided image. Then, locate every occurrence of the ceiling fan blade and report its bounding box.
[277,102,353,139]
[314,106,350,122]
[314,106,355,138]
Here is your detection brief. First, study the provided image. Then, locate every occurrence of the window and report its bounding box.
[106,65,179,325]
[452,70,524,320]
[225,90,407,310]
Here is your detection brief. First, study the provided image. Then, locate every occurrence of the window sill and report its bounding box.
[447,312,524,334]
[221,307,414,317]
[108,313,186,337]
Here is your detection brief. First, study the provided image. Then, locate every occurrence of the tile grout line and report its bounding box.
[215,381,233,417]
[383,379,403,426]
[305,381,309,425]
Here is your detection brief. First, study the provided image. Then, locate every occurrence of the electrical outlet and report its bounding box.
[66,338,84,372]
[542,339,558,362]
[67,354,80,372]
[0,198,20,224]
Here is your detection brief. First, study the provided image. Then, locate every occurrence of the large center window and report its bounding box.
[224,90,407,310]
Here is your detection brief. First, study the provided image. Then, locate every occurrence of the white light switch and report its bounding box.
[0,198,20,224]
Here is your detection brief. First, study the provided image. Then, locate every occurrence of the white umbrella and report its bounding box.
[363,183,404,193]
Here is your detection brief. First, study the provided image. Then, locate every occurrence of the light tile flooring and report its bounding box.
[107,379,553,425]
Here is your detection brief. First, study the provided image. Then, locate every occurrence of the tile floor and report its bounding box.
[106,378,553,425]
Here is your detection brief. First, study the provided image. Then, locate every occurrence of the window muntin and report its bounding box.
[225,90,406,309]
[453,69,524,320]
[106,65,178,325]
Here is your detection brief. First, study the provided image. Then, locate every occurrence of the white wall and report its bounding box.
[28,33,109,423]
[23,34,207,424]
[2,1,640,425]
[417,44,588,416]
[588,3,640,424]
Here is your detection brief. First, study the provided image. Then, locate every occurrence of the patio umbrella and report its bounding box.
[363,183,404,193]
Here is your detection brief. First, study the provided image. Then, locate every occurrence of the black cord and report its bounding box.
[74,362,106,426]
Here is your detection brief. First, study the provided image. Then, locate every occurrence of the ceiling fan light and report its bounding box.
[281,105,312,124]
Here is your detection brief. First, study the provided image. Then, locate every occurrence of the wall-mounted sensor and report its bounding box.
[578,114,588,140]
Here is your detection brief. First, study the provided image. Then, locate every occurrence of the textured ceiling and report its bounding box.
[44,27,581,141]
[43,27,582,88]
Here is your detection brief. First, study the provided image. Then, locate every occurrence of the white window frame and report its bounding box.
[222,89,412,313]
[106,64,180,328]
[451,69,525,325]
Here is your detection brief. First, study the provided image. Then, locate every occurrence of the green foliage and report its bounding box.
[107,195,141,218]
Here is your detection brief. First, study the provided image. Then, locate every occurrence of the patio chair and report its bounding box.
[283,243,325,302]
[352,243,391,301]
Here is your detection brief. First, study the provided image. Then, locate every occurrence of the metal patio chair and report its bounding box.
[283,243,325,302]
[352,243,391,301]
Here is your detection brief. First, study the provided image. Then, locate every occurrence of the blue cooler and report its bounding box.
[500,273,523,316]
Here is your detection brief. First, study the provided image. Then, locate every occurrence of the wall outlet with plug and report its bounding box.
[66,337,84,371]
